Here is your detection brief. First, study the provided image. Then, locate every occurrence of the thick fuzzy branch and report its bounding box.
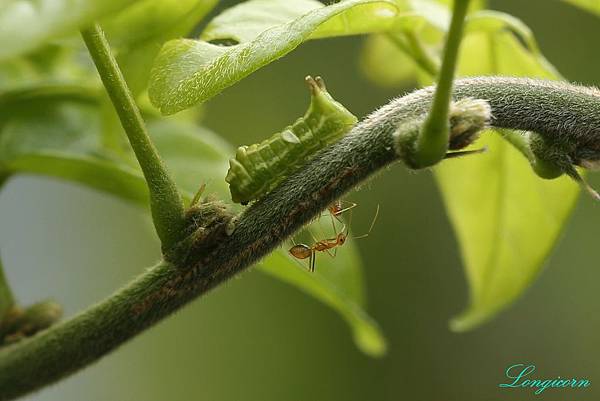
[1,77,600,400]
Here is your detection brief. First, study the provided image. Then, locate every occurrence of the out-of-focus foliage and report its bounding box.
[0,0,139,61]
[103,0,219,94]
[563,0,600,15]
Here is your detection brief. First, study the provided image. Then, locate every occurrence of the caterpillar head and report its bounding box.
[304,75,358,143]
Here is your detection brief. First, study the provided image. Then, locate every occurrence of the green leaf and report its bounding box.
[0,0,140,61]
[260,250,386,357]
[0,89,221,204]
[0,45,97,92]
[360,9,577,330]
[103,0,220,94]
[359,0,449,87]
[360,5,560,87]
[104,0,219,51]
[562,0,600,15]
[436,11,579,331]
[0,89,384,356]
[360,34,421,87]
[148,0,399,114]
[398,0,450,32]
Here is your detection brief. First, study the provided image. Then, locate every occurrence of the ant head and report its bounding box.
[337,233,347,245]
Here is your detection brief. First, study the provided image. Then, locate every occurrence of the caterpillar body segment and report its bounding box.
[225,76,358,204]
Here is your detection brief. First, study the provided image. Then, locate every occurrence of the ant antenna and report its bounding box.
[444,147,488,160]
[566,165,600,201]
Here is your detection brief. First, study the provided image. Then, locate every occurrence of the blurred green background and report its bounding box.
[2,0,600,400]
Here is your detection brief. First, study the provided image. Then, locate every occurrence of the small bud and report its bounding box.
[393,98,491,169]
[448,98,492,150]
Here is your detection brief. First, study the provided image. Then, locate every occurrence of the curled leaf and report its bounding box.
[148,0,399,114]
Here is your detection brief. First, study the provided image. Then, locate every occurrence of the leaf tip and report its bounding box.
[449,306,496,333]
[352,321,388,358]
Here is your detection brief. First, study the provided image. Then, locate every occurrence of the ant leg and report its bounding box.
[290,233,299,246]
[353,204,380,239]
[308,229,320,244]
[289,250,312,271]
[333,201,358,216]
[329,211,338,237]
[444,147,487,160]
[331,246,338,258]
[565,165,600,201]
[324,248,336,258]
[330,201,357,226]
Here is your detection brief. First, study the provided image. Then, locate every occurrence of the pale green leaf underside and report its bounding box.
[148,0,399,114]
[361,8,579,330]
[438,14,579,331]
[0,88,384,356]
[262,252,386,357]
[0,0,140,61]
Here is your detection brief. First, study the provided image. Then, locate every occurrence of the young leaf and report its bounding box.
[0,0,139,61]
[562,0,600,15]
[148,0,399,114]
[437,12,579,331]
[260,251,386,357]
[0,91,383,356]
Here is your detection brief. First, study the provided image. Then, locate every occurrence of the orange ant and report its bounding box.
[289,203,379,272]
[326,199,357,230]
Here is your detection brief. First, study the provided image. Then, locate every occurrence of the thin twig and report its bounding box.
[415,0,471,166]
[81,24,186,251]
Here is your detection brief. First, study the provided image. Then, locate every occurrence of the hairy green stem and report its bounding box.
[415,0,470,167]
[1,77,600,399]
[81,24,185,251]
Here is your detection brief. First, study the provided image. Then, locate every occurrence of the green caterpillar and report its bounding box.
[225,76,358,204]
